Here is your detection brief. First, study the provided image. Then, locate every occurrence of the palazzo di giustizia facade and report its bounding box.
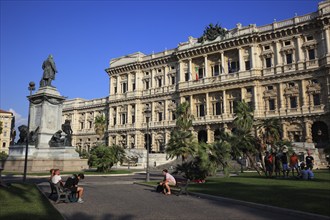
[63,1,330,164]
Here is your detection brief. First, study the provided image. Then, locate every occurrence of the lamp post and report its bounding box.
[144,107,151,182]
[23,81,35,182]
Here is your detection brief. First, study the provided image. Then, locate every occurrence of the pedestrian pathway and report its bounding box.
[37,175,327,220]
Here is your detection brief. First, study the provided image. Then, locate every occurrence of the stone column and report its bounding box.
[127,72,131,92]
[178,61,184,82]
[323,27,330,55]
[164,66,168,86]
[304,119,313,143]
[282,121,288,140]
[221,52,225,74]
[222,90,227,116]
[241,87,246,101]
[239,48,245,72]
[151,69,155,89]
[279,83,286,115]
[206,125,212,144]
[253,85,259,116]
[205,92,210,117]
[301,79,308,113]
[250,46,255,70]
[295,36,304,69]
[275,41,283,74]
[204,55,208,78]
[116,76,120,94]
[189,95,193,116]
[188,59,192,80]
[164,100,168,121]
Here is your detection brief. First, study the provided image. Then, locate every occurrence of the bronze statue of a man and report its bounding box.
[40,54,58,87]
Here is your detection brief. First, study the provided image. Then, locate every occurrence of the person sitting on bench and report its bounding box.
[51,169,64,187]
[159,169,176,195]
[64,173,85,203]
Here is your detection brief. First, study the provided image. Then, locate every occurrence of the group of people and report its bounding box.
[264,151,314,180]
[50,169,85,203]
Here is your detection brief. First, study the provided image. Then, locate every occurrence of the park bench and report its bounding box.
[48,181,71,203]
[173,177,190,196]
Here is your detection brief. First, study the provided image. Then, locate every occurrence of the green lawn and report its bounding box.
[188,170,330,217]
[0,183,63,220]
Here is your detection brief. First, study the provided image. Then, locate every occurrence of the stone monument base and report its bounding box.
[4,145,89,172]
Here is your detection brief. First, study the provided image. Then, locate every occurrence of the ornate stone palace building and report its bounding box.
[63,1,330,156]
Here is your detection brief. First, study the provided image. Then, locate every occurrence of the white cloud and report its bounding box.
[8,108,27,128]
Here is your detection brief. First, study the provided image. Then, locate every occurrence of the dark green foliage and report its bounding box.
[88,144,125,172]
[0,152,8,161]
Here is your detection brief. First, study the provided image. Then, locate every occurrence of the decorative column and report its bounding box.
[221,52,225,74]
[250,46,255,70]
[239,48,245,72]
[275,41,283,74]
[206,125,212,144]
[304,119,313,143]
[164,66,168,86]
[323,27,330,55]
[178,61,184,82]
[279,83,286,115]
[253,85,259,116]
[205,93,210,117]
[295,36,304,69]
[204,55,208,78]
[127,72,131,92]
[188,59,192,80]
[222,90,227,116]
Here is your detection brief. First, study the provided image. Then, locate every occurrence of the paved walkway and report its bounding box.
[37,174,326,220]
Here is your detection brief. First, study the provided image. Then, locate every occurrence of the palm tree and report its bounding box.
[233,100,254,131]
[166,102,197,162]
[257,118,282,149]
[94,114,107,140]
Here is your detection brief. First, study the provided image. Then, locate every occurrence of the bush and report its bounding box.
[88,145,125,172]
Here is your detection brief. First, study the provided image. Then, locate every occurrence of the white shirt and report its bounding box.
[52,175,62,184]
[166,173,176,184]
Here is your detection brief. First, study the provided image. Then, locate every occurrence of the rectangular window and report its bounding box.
[313,94,321,106]
[286,54,293,64]
[308,49,315,60]
[213,65,220,76]
[158,78,162,87]
[113,117,116,125]
[269,99,275,111]
[229,61,239,73]
[185,73,189,81]
[121,114,126,124]
[145,81,149,89]
[215,102,221,115]
[132,83,136,91]
[285,41,291,46]
[290,97,297,109]
[122,83,127,93]
[2,143,6,148]
[89,121,92,129]
[114,86,117,94]
[266,58,272,68]
[245,61,251,70]
[264,45,270,50]
[132,115,135,124]
[198,68,204,79]
[171,76,175,85]
[158,112,163,121]
[80,122,84,130]
[199,104,205,117]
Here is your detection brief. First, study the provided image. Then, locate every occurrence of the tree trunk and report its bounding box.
[245,152,262,176]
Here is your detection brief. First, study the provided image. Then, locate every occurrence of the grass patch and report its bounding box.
[188,170,330,217]
[0,183,63,220]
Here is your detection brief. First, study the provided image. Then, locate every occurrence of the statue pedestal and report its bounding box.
[6,86,88,172]
[5,145,88,172]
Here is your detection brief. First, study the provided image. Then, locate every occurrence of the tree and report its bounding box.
[94,114,107,139]
[231,101,262,175]
[88,144,125,172]
[166,102,197,162]
[257,118,282,149]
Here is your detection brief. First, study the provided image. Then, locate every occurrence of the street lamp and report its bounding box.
[144,106,151,182]
[23,81,35,182]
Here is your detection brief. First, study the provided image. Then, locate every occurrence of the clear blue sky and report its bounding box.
[0,0,320,128]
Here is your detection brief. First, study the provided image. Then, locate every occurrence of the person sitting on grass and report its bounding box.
[159,169,176,195]
[300,162,314,180]
[64,173,85,203]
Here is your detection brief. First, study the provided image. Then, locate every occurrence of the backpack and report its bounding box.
[156,184,164,193]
